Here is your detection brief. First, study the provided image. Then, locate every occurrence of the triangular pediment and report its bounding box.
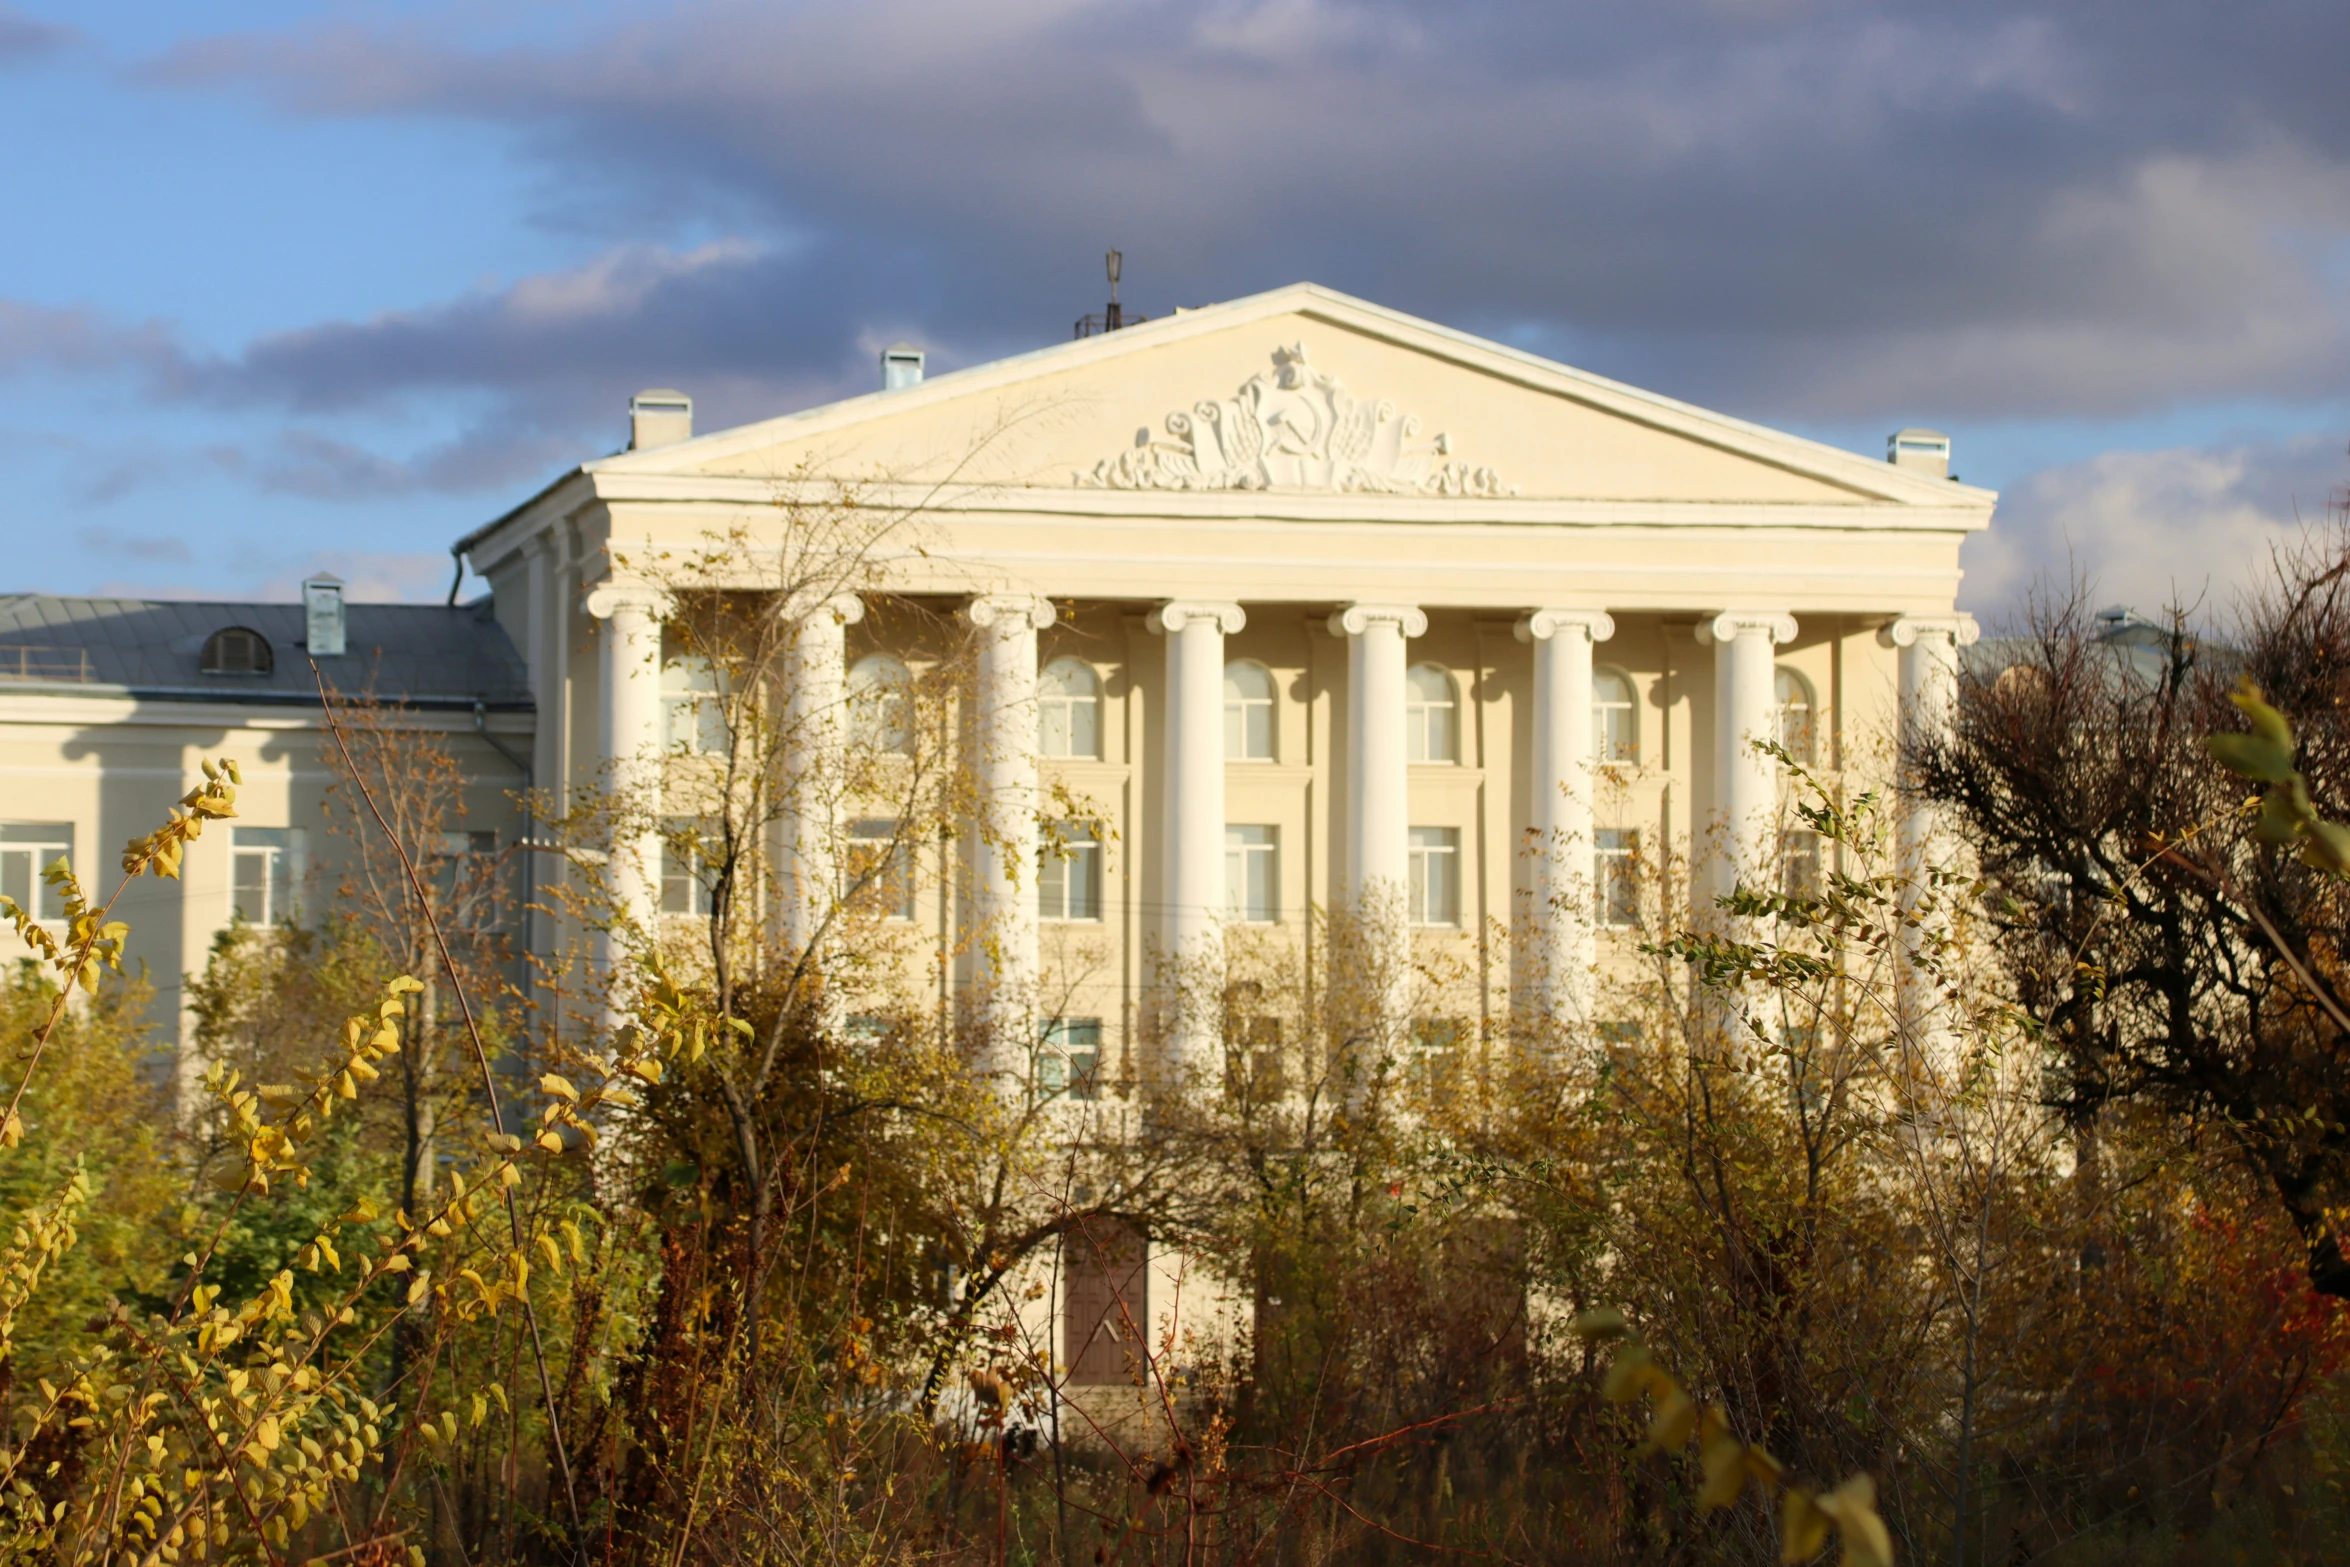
[590,284,1988,513]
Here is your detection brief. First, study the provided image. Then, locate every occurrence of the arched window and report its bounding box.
[1038,656,1102,759]
[201,627,273,676]
[1592,667,1637,764]
[1775,667,1818,766]
[1224,661,1275,761]
[847,654,914,754]
[662,655,727,755]
[1405,663,1457,763]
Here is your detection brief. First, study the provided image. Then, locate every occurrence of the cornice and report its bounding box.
[580,474,1994,533]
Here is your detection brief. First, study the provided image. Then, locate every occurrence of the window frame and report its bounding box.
[1775,666,1819,767]
[1038,656,1103,760]
[1405,663,1459,765]
[201,626,274,677]
[1224,823,1279,923]
[1594,827,1639,928]
[661,653,729,756]
[1038,823,1103,923]
[847,653,916,755]
[1592,666,1639,765]
[659,816,722,918]
[1223,660,1276,763]
[0,823,74,923]
[229,826,303,927]
[1407,825,1461,928]
[1038,1017,1104,1102]
[844,817,917,920]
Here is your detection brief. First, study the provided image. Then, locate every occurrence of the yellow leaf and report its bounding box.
[539,1073,579,1102]
[1780,1489,1830,1565]
[1697,1433,1751,1511]
[1815,1475,1893,1567]
[1572,1306,1629,1342]
[1646,1390,1698,1453]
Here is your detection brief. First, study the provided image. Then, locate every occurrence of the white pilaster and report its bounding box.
[781,592,865,963]
[1147,599,1246,1082]
[1884,613,1979,1051]
[1516,608,1615,1033]
[965,594,1056,1083]
[584,583,668,1021]
[1329,602,1427,1053]
[1703,611,1798,886]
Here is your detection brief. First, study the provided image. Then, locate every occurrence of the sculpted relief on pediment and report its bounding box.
[1076,343,1514,497]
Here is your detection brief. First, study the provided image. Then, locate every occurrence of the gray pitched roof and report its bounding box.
[0,595,532,710]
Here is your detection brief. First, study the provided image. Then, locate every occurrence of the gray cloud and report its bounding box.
[1960,431,2350,620]
[138,0,2350,425]
[0,5,70,63]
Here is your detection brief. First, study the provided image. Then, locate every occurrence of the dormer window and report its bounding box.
[201,627,273,676]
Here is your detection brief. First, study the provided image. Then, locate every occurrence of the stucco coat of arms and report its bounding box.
[1077,343,1513,496]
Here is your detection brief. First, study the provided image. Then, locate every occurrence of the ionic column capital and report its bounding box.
[1327,602,1428,639]
[1148,600,1247,636]
[965,593,1056,634]
[1699,610,1798,646]
[780,588,866,627]
[582,582,672,622]
[1515,607,1616,645]
[1881,613,1980,650]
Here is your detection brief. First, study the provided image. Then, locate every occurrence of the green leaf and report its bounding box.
[2304,819,2350,876]
[2207,731,2295,784]
[2233,679,2295,750]
[2259,784,2311,846]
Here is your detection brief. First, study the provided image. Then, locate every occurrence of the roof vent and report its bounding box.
[201,627,273,677]
[1887,428,1951,479]
[629,389,693,450]
[303,573,346,658]
[882,343,925,391]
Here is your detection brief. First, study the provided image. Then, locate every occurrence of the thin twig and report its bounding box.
[309,662,587,1553]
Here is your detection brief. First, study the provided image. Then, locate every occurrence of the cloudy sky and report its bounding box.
[4,0,2347,621]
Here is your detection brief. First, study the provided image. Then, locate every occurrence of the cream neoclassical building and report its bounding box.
[454,282,1993,1083]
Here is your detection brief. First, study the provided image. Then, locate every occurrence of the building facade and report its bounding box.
[0,587,533,1052]
[456,283,1994,1082]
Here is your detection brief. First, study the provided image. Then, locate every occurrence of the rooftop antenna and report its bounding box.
[1076,250,1146,339]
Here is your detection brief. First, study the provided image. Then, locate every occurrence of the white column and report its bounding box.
[965,594,1056,1082]
[1516,608,1615,1034]
[1885,613,1979,1052]
[584,583,668,1020]
[1329,602,1426,1052]
[1147,599,1246,1083]
[781,592,865,962]
[1704,611,1798,887]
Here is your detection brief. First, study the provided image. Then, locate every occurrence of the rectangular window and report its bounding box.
[1039,1017,1103,1101]
[662,656,728,755]
[1594,828,1638,927]
[1783,829,1824,899]
[845,818,916,920]
[1038,825,1102,922]
[1224,825,1278,923]
[230,827,303,927]
[0,823,73,922]
[660,818,720,916]
[1407,826,1460,927]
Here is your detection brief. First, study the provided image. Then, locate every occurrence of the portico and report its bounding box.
[457,282,1995,1075]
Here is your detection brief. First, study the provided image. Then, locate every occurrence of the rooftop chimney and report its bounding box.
[881,343,925,390]
[303,573,346,658]
[1887,428,1951,480]
[629,389,693,450]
